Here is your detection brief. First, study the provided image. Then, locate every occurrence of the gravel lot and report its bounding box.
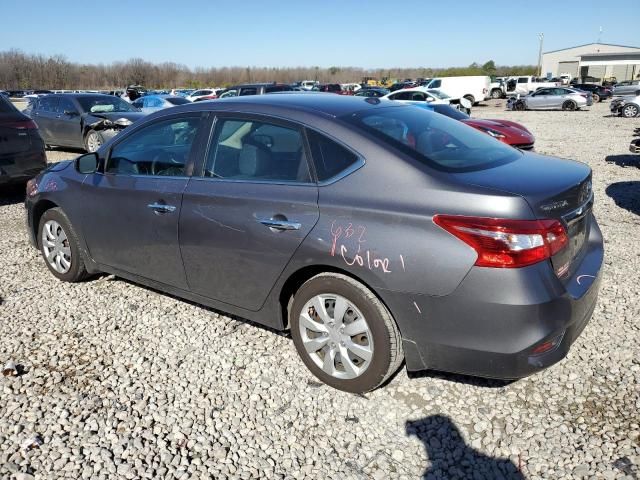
[1,100,639,479]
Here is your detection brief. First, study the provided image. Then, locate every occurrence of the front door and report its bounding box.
[80,114,205,289]
[31,96,58,144]
[180,116,319,311]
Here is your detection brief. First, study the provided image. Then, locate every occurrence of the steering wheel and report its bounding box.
[151,150,182,176]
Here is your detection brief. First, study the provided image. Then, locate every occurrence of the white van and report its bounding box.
[425,76,491,105]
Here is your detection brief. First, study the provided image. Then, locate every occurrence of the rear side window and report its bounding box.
[38,97,59,112]
[239,88,258,96]
[307,130,359,182]
[205,118,311,183]
[107,116,200,176]
[265,85,292,93]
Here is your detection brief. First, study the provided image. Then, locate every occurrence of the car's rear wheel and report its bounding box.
[592,93,600,103]
[84,130,103,153]
[622,104,639,118]
[463,94,475,105]
[290,273,403,393]
[38,208,87,282]
[562,100,577,111]
[491,89,502,99]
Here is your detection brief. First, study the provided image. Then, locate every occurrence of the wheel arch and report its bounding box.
[278,264,395,332]
[31,199,60,246]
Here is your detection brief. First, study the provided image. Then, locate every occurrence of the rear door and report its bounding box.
[31,96,58,143]
[180,114,319,311]
[80,114,205,288]
[54,96,82,146]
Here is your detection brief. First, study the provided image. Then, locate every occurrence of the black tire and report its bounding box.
[562,100,577,111]
[513,100,526,111]
[84,129,104,153]
[622,104,639,118]
[290,273,403,393]
[490,89,502,99]
[592,93,600,103]
[38,208,88,282]
[463,94,475,105]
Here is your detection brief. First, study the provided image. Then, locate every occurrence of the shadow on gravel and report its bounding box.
[407,369,515,389]
[0,185,26,206]
[605,154,640,168]
[606,181,640,216]
[406,415,525,479]
[116,277,291,339]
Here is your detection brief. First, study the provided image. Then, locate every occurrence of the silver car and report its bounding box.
[522,87,591,111]
[612,80,640,96]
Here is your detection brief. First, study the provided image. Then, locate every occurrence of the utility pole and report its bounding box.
[537,33,544,78]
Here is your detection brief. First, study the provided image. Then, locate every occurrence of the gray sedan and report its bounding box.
[131,94,191,114]
[612,80,640,96]
[521,87,591,111]
[25,94,603,392]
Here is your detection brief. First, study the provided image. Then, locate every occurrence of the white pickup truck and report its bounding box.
[505,76,560,96]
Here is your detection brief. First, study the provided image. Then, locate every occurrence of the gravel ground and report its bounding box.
[1,100,638,480]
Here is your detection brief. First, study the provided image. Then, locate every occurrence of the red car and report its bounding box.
[432,104,535,149]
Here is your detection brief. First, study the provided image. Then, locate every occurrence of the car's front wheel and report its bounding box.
[592,93,600,103]
[38,208,87,282]
[290,273,403,393]
[84,130,103,153]
[562,100,577,111]
[622,104,639,118]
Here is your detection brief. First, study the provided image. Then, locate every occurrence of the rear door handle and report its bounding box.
[147,202,176,214]
[259,218,301,231]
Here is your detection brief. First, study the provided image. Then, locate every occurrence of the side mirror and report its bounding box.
[76,152,99,174]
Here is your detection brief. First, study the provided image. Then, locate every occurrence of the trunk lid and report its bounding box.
[452,151,593,278]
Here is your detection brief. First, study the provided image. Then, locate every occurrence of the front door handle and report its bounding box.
[259,218,301,231]
[147,202,176,214]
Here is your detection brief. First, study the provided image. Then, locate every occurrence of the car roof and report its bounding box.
[161,92,404,118]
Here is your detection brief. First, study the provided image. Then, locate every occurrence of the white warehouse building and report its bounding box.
[541,43,640,82]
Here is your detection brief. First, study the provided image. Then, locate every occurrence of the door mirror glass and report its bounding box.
[76,152,99,174]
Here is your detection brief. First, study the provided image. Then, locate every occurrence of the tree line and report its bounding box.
[0,50,537,90]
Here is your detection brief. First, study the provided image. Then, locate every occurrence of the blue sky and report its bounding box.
[3,0,639,68]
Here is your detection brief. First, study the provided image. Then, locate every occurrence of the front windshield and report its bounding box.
[76,95,137,113]
[426,89,450,99]
[344,106,520,172]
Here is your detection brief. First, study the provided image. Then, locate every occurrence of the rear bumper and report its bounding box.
[0,151,47,186]
[382,216,604,379]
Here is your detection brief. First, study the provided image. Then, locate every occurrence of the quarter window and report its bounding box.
[307,130,359,182]
[107,116,200,176]
[205,119,311,183]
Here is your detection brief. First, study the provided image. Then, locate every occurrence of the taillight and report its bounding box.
[433,215,568,268]
[2,119,38,130]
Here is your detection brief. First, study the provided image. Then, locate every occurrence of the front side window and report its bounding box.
[107,116,200,176]
[307,130,359,182]
[239,88,258,96]
[344,105,520,173]
[57,97,77,114]
[205,118,310,183]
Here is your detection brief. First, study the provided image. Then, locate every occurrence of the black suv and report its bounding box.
[218,83,293,98]
[571,84,612,102]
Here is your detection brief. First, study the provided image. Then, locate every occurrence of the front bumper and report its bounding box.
[630,139,640,154]
[382,216,604,379]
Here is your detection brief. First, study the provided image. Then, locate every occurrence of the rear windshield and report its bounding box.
[166,97,190,105]
[0,96,17,113]
[343,105,520,172]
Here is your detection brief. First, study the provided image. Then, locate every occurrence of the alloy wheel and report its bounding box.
[623,105,639,117]
[86,132,102,152]
[42,220,72,274]
[299,294,373,380]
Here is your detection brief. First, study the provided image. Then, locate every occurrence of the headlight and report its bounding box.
[482,128,506,139]
[114,118,133,127]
